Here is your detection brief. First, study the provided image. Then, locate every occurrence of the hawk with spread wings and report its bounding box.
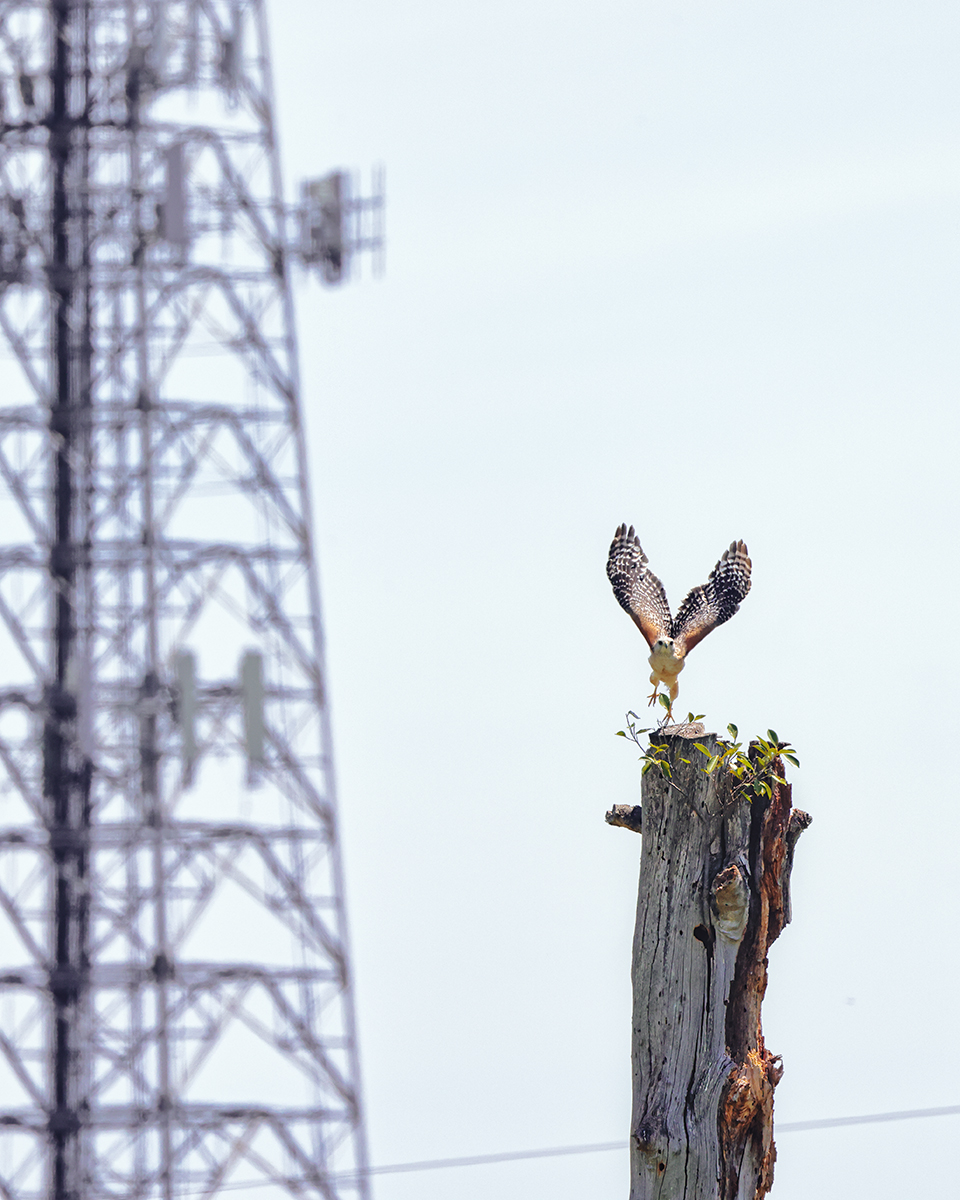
[606,525,752,714]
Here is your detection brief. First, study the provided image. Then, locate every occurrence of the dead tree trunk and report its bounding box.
[607,729,811,1200]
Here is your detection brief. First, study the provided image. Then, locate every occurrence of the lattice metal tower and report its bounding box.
[0,3,379,1198]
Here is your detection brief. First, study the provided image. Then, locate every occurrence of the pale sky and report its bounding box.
[269,2,960,1196]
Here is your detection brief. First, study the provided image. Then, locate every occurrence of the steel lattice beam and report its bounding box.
[0,3,371,1198]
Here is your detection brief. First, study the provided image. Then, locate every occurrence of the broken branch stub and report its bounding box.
[622,731,810,1200]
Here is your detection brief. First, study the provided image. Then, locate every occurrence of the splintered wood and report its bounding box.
[610,731,810,1200]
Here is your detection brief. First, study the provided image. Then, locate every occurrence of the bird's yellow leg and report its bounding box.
[647,686,660,707]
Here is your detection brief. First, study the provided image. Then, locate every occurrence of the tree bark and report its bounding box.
[610,730,810,1200]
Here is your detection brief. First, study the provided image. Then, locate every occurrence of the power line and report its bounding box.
[361,1140,625,1177]
[777,1103,960,1134]
[355,1105,960,1178]
[179,1102,960,1194]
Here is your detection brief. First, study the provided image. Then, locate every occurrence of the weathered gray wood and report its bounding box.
[606,803,643,833]
[620,731,809,1200]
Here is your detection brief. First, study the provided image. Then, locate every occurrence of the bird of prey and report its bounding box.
[606,525,752,715]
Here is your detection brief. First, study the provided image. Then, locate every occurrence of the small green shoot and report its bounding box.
[693,729,800,801]
[617,711,689,782]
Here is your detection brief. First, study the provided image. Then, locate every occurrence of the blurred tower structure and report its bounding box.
[0,3,380,1199]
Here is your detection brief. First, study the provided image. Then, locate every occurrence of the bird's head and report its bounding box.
[653,637,675,653]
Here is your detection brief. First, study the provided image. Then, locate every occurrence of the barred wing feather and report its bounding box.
[671,540,752,656]
[606,523,673,650]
